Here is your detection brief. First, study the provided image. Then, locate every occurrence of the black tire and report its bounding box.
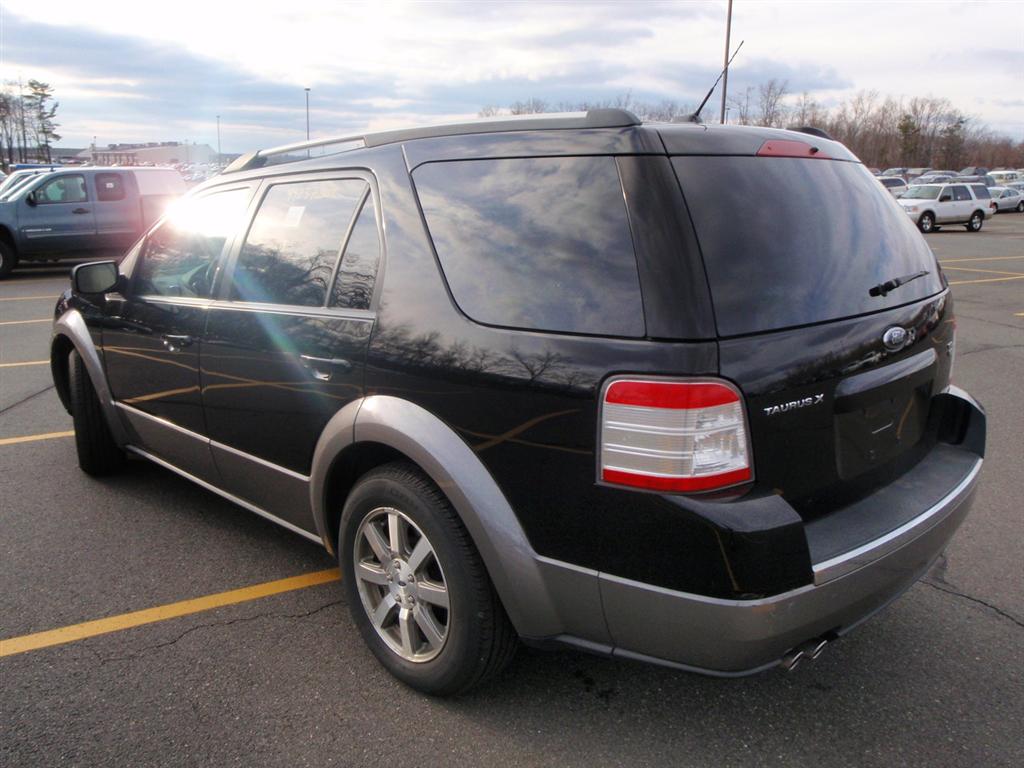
[917,212,935,233]
[338,461,517,696]
[1016,201,1023,213]
[0,240,17,279]
[966,211,984,232]
[68,350,124,475]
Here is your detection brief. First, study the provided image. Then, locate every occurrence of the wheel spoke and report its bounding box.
[371,594,397,629]
[415,580,449,610]
[355,560,388,586]
[398,607,417,657]
[363,521,391,563]
[406,536,433,574]
[414,605,445,650]
[388,512,408,558]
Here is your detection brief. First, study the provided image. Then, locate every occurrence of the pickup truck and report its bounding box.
[0,166,186,278]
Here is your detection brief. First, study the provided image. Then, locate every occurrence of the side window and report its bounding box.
[970,185,990,200]
[35,174,88,204]
[230,178,367,307]
[96,173,126,202]
[413,156,644,337]
[329,195,380,310]
[134,188,251,298]
[953,186,971,201]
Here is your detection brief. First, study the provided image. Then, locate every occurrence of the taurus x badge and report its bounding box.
[882,326,911,351]
[762,393,825,417]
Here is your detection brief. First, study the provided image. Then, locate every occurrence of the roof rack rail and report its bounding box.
[222,109,641,175]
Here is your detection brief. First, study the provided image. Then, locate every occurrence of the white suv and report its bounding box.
[898,182,994,233]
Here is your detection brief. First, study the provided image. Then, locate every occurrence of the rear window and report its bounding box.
[414,156,643,336]
[672,157,943,337]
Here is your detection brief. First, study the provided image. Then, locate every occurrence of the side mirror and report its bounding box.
[72,261,121,295]
[939,194,952,202]
[25,191,37,207]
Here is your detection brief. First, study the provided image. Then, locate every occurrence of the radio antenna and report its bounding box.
[689,40,744,123]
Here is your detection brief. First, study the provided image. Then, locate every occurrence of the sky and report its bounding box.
[1,0,1022,153]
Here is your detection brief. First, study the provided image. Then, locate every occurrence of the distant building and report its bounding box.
[75,141,217,166]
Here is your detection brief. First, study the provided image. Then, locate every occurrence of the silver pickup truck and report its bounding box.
[0,166,186,278]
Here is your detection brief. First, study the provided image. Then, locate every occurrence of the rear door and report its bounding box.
[201,172,380,529]
[17,173,97,253]
[92,171,143,252]
[670,153,952,515]
[951,184,973,220]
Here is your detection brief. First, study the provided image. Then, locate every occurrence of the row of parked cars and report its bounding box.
[871,167,1024,233]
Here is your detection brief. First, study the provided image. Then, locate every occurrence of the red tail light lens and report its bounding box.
[600,378,753,493]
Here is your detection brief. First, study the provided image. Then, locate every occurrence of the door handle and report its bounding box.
[300,354,351,381]
[72,207,90,214]
[161,334,195,351]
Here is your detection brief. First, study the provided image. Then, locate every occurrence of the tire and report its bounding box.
[966,211,984,232]
[68,350,124,475]
[338,462,517,696]
[917,212,935,233]
[0,240,17,279]
[1016,201,1023,213]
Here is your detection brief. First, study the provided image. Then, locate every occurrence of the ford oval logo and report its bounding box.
[882,326,908,351]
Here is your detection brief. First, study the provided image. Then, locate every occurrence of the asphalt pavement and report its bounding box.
[1,217,1022,767]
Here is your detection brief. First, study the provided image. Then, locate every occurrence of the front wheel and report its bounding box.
[0,240,17,279]
[339,462,517,696]
[966,211,984,232]
[68,350,124,475]
[1016,201,1023,213]
[918,212,935,233]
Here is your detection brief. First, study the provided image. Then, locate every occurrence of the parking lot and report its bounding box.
[1,216,1022,767]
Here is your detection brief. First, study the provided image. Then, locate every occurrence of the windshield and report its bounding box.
[902,185,942,200]
[0,173,49,201]
[673,157,943,336]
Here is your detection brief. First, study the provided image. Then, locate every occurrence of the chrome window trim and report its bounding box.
[812,457,982,584]
[205,300,375,321]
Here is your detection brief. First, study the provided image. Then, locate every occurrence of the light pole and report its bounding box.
[216,115,221,165]
[720,0,733,124]
[304,88,311,140]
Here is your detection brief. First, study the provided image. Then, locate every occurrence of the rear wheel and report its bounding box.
[68,350,124,475]
[339,462,517,696]
[917,212,935,233]
[966,211,984,232]
[1016,201,1023,213]
[0,240,17,279]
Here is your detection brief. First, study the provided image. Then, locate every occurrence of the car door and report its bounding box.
[92,171,143,253]
[201,173,380,531]
[17,173,97,253]
[101,184,254,482]
[951,185,972,220]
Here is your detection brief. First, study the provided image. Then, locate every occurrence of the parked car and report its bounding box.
[898,182,994,231]
[904,166,931,180]
[0,167,58,198]
[990,186,1024,212]
[959,166,989,176]
[881,167,908,176]
[989,170,1021,185]
[951,174,997,188]
[911,174,955,185]
[878,176,908,196]
[0,166,186,278]
[51,113,985,695]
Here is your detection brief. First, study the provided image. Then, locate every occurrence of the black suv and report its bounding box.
[51,110,985,695]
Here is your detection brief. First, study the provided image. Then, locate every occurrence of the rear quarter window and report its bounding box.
[413,156,644,337]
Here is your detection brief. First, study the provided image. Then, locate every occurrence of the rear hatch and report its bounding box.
[667,139,953,515]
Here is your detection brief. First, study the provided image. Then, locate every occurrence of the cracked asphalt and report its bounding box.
[2,217,1022,767]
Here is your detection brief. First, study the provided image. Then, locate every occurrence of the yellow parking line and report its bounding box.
[0,431,74,446]
[0,569,340,658]
[949,275,1024,286]
[0,318,49,326]
[0,360,49,368]
[942,266,1024,276]
[941,256,1024,263]
[0,295,54,302]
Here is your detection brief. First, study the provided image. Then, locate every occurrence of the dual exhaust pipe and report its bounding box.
[781,635,833,672]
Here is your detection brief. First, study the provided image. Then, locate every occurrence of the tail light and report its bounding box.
[599,377,753,493]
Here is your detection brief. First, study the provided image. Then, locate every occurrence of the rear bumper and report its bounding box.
[598,452,980,674]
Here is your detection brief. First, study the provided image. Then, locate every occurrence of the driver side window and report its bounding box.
[134,188,251,298]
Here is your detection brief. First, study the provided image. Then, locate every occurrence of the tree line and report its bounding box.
[480,83,1023,170]
[1,80,61,168]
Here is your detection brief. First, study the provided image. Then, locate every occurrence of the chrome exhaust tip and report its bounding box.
[782,636,831,671]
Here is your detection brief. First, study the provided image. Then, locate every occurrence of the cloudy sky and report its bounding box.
[1,0,1021,153]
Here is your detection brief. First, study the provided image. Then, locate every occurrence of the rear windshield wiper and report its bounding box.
[869,270,930,297]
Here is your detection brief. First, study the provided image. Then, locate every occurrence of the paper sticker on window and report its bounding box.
[284,206,305,228]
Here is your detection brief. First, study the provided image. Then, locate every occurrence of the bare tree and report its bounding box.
[756,79,789,127]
